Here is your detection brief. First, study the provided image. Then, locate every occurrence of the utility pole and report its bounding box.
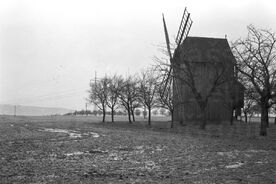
[95,71,97,85]
[94,71,98,115]
[85,103,88,116]
[13,105,16,123]
[14,105,16,117]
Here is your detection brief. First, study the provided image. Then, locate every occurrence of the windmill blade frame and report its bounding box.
[175,8,193,47]
[161,13,173,98]
[161,8,193,98]
[162,14,173,60]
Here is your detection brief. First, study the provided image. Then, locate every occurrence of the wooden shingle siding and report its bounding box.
[173,37,243,122]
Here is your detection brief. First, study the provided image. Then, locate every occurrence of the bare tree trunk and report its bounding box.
[148,107,151,126]
[127,109,132,123]
[260,104,268,136]
[179,118,184,126]
[244,112,248,123]
[170,110,174,128]
[267,116,270,128]
[266,111,270,128]
[143,107,147,119]
[131,109,135,122]
[234,110,238,120]
[200,107,207,129]
[230,115,234,125]
[102,109,106,123]
[111,107,114,122]
[125,103,131,123]
[230,108,234,125]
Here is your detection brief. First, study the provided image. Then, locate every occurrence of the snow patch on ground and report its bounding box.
[247,149,268,153]
[255,161,269,164]
[135,146,144,150]
[217,149,268,158]
[42,128,82,138]
[226,162,244,169]
[40,128,100,138]
[134,145,166,152]
[217,150,239,158]
[66,151,85,156]
[89,132,100,138]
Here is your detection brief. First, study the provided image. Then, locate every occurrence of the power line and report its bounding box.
[14,105,16,117]
[0,88,89,104]
[1,74,106,105]
[2,84,104,105]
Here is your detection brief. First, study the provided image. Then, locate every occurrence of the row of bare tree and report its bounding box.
[87,69,173,126]
[88,25,276,136]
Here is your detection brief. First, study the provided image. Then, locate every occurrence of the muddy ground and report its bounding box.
[0,115,276,183]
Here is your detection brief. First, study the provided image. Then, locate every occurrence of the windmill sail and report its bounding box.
[162,14,173,60]
[161,8,193,99]
[175,8,187,45]
[161,14,173,98]
[175,9,193,47]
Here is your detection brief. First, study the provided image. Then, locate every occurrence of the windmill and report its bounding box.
[161,8,193,97]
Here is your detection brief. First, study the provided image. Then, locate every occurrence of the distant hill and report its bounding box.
[0,104,74,116]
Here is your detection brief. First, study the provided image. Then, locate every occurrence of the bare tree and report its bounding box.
[179,54,230,129]
[106,74,123,122]
[135,109,141,116]
[155,48,232,129]
[88,77,108,122]
[272,105,276,124]
[119,75,140,123]
[221,89,235,125]
[159,108,166,116]
[243,97,257,124]
[156,74,174,127]
[220,79,244,125]
[130,100,141,122]
[153,47,175,127]
[240,77,259,124]
[138,69,159,126]
[232,25,276,136]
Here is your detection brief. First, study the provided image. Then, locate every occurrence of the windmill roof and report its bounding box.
[178,36,235,63]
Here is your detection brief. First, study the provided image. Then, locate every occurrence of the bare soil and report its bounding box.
[0,115,276,183]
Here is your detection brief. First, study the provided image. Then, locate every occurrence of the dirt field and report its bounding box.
[0,115,276,184]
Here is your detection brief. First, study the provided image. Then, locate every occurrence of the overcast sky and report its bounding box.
[1,0,276,110]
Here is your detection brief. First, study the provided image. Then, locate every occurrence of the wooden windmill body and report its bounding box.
[162,9,243,123]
